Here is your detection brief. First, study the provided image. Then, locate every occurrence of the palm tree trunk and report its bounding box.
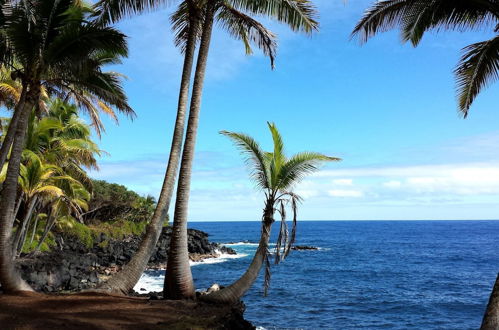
[12,196,37,257]
[201,204,274,304]
[94,12,200,295]
[164,2,216,300]
[13,193,23,223]
[0,83,28,171]
[0,83,39,293]
[481,273,499,329]
[34,211,56,253]
[29,211,39,245]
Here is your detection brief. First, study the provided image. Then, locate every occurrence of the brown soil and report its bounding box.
[0,291,253,329]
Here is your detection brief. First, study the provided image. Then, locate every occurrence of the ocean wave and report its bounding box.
[223,242,259,246]
[190,249,248,267]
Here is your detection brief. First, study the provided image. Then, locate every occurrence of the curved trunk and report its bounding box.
[0,84,28,171]
[201,221,272,304]
[94,14,199,295]
[12,196,37,257]
[481,273,499,329]
[0,84,39,293]
[13,193,23,223]
[164,2,216,300]
[201,199,274,304]
[34,210,56,253]
[29,210,39,245]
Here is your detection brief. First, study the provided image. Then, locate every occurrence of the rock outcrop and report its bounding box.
[16,227,235,292]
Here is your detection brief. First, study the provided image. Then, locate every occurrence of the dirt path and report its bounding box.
[0,292,253,329]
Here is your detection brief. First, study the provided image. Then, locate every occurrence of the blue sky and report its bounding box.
[89,0,499,221]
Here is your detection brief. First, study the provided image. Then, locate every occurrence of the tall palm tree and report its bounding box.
[165,0,319,300]
[5,152,77,256]
[200,122,339,304]
[91,0,203,295]
[352,2,499,325]
[92,0,317,296]
[0,0,130,293]
[0,6,134,173]
[351,0,499,117]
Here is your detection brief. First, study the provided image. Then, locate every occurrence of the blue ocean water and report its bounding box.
[138,221,499,329]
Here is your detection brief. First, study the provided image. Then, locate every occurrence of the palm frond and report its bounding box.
[230,0,319,33]
[170,0,201,54]
[92,0,176,25]
[220,130,270,189]
[278,151,340,190]
[352,0,409,43]
[455,35,499,117]
[218,2,277,68]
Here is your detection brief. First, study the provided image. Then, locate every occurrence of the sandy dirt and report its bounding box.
[0,291,252,329]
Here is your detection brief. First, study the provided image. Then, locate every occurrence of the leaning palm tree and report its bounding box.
[91,0,203,295]
[352,2,499,325]
[200,122,339,304]
[351,0,499,117]
[165,0,320,300]
[91,0,318,296]
[0,0,130,293]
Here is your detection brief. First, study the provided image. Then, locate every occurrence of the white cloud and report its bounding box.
[328,189,364,198]
[383,180,402,188]
[332,179,353,186]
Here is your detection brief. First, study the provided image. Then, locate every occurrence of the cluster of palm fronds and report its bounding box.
[0,98,100,256]
[352,0,499,117]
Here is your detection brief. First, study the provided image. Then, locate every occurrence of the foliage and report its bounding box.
[221,122,339,295]
[351,0,499,117]
[85,180,156,224]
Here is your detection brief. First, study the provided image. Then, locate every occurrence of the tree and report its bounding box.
[0,0,130,293]
[199,122,339,303]
[165,0,319,300]
[91,0,202,294]
[91,0,314,296]
[351,0,499,117]
[352,1,499,324]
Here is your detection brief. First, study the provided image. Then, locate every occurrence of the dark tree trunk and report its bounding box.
[201,200,274,304]
[165,2,216,300]
[12,197,37,257]
[0,83,39,292]
[481,273,499,329]
[0,83,28,171]
[34,210,56,253]
[93,10,200,295]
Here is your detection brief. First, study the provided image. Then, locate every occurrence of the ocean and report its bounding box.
[134,221,499,329]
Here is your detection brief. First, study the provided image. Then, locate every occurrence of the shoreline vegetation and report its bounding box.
[0,0,498,328]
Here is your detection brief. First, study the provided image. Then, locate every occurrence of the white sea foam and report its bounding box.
[189,249,248,266]
[133,249,248,293]
[223,242,259,246]
[133,272,164,293]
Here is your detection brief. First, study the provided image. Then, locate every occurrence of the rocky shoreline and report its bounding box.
[16,227,235,292]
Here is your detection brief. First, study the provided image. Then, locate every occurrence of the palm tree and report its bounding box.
[351,2,499,325]
[0,0,130,293]
[351,0,499,117]
[91,0,203,295]
[7,152,74,256]
[91,0,317,296]
[199,122,339,304]
[165,0,319,300]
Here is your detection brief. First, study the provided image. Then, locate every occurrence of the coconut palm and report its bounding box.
[25,99,102,190]
[352,1,499,325]
[91,0,317,296]
[351,0,499,117]
[0,151,81,256]
[199,122,339,304]
[165,0,318,300]
[91,0,203,295]
[0,0,130,293]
